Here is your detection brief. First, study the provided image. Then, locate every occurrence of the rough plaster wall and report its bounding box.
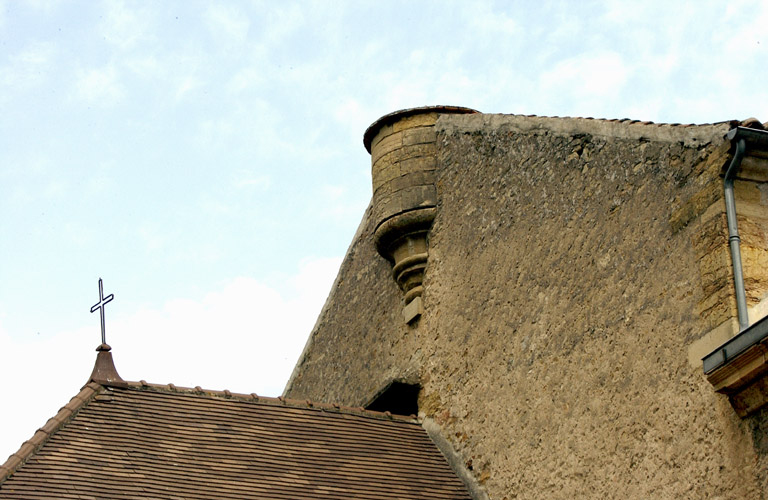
[748,406,768,493]
[285,203,416,404]
[420,116,759,499]
[285,114,764,499]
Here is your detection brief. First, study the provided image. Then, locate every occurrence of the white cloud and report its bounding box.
[8,185,33,205]
[600,1,654,26]
[289,256,342,313]
[175,76,201,101]
[87,175,114,195]
[42,180,67,199]
[75,64,124,105]
[194,102,296,158]
[234,172,271,190]
[315,183,370,222]
[0,257,341,462]
[264,4,305,44]
[197,117,236,147]
[466,3,518,37]
[386,79,429,110]
[0,42,57,90]
[125,55,165,80]
[0,321,94,465]
[200,197,233,215]
[332,97,375,142]
[321,184,345,201]
[204,4,250,47]
[542,51,629,99]
[719,2,768,67]
[126,54,204,103]
[533,50,632,117]
[228,65,267,93]
[97,0,156,50]
[20,0,63,13]
[3,153,67,206]
[109,257,341,394]
[623,97,664,124]
[61,221,95,250]
[0,0,6,31]
[137,223,169,252]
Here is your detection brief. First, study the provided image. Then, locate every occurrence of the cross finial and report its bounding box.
[90,278,114,345]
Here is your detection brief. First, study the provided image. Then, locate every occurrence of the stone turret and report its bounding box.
[364,106,478,322]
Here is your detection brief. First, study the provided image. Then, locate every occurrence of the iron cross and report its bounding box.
[90,278,114,345]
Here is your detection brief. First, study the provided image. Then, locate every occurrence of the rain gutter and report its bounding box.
[723,136,748,331]
[703,126,768,373]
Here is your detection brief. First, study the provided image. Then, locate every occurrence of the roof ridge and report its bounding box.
[435,113,748,147]
[120,380,416,422]
[498,113,742,129]
[0,381,105,483]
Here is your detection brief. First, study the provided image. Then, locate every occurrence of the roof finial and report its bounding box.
[87,278,124,385]
[90,278,114,347]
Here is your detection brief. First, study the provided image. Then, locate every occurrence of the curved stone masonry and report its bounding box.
[364,106,478,321]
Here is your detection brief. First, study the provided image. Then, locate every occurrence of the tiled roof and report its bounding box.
[0,378,471,499]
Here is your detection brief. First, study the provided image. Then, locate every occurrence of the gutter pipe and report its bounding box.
[723,126,768,332]
[723,137,748,331]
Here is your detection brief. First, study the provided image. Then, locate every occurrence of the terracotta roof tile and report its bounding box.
[0,382,471,499]
[0,382,104,483]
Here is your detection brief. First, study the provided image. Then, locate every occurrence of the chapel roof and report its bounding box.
[0,349,471,500]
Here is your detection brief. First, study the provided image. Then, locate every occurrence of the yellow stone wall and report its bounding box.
[287,112,768,499]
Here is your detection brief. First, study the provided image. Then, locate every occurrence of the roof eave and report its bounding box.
[0,381,105,484]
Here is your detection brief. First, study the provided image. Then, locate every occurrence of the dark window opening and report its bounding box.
[365,381,420,416]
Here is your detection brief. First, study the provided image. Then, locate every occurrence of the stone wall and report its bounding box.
[285,200,415,405]
[285,112,766,499]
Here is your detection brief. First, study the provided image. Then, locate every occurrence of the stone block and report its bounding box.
[372,132,404,165]
[377,196,403,224]
[372,162,401,191]
[738,155,768,182]
[393,112,438,133]
[731,374,768,416]
[389,171,434,192]
[419,184,437,206]
[697,286,738,329]
[395,185,436,212]
[398,143,436,163]
[400,155,437,173]
[697,247,731,297]
[742,246,768,301]
[372,147,403,173]
[691,212,727,256]
[402,126,437,147]
[403,296,423,324]
[373,182,391,198]
[688,318,738,369]
[739,215,768,247]
[370,123,395,151]
[734,179,763,205]
[668,178,722,233]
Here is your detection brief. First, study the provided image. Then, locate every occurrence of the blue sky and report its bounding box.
[1,0,767,461]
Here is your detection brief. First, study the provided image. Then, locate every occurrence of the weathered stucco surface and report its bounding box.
[285,200,417,405]
[286,112,767,499]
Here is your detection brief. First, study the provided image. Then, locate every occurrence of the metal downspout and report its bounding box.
[724,138,749,331]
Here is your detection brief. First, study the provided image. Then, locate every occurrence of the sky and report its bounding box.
[1,0,767,462]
